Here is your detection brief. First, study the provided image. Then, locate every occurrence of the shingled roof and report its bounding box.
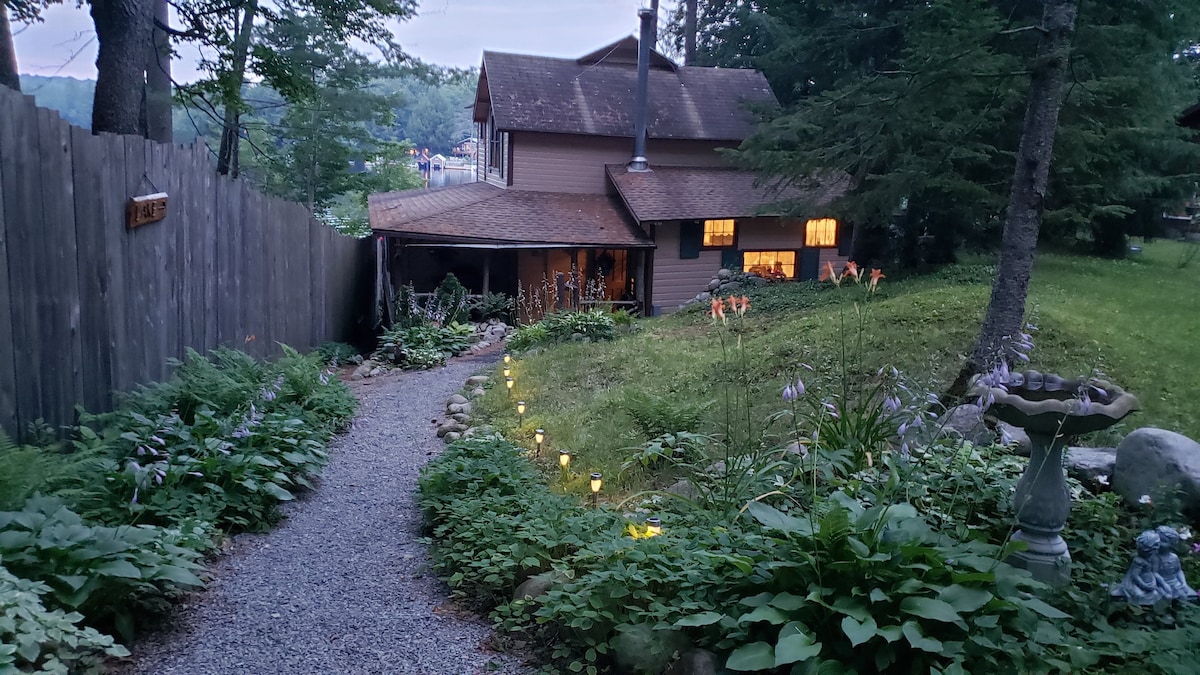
[476,38,777,141]
[605,166,851,222]
[368,183,653,247]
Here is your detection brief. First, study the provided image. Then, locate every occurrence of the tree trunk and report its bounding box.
[684,0,697,65]
[0,5,20,92]
[145,0,172,142]
[949,0,1078,396]
[91,0,154,135]
[217,0,258,176]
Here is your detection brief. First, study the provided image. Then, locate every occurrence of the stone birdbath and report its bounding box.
[970,370,1139,585]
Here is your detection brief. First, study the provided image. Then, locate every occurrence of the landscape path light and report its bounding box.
[505,376,514,394]
[535,428,545,456]
[590,472,602,506]
[517,401,526,426]
[503,365,511,378]
[503,353,512,365]
[559,450,571,478]
[646,517,662,537]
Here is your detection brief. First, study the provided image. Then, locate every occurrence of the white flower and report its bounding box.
[1179,528,1193,540]
[1097,475,1110,486]
[1138,495,1153,505]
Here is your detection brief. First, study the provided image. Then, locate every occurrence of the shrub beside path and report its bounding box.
[122,352,529,675]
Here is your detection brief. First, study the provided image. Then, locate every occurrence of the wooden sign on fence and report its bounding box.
[126,192,169,228]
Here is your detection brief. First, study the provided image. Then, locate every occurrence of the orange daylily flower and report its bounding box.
[844,260,861,282]
[727,294,751,318]
[869,268,885,292]
[820,261,841,286]
[709,296,726,323]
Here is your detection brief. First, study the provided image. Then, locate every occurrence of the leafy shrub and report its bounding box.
[376,322,474,368]
[620,432,708,473]
[621,390,706,439]
[545,310,616,342]
[315,341,359,366]
[436,273,471,325]
[93,405,329,531]
[507,322,550,351]
[0,496,205,640]
[471,292,514,323]
[0,564,129,674]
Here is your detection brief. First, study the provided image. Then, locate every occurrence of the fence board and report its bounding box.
[0,94,17,435]
[0,88,371,438]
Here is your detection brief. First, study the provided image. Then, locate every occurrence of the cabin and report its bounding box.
[368,11,849,317]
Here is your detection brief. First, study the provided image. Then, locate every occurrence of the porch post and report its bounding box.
[482,251,491,296]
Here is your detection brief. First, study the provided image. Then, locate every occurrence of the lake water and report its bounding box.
[423,166,476,189]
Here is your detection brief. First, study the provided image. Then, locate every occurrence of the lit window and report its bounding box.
[744,251,796,280]
[805,218,838,247]
[703,219,735,248]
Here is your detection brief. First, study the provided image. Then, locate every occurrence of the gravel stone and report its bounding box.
[119,352,530,675]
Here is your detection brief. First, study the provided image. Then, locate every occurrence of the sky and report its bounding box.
[12,0,656,81]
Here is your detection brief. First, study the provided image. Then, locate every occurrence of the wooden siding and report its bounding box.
[510,132,735,194]
[650,218,850,313]
[651,221,722,311]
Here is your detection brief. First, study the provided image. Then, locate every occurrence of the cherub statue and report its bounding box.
[1111,530,1167,604]
[1154,526,1196,601]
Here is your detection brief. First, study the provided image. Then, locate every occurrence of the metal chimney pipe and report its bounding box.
[627,8,654,172]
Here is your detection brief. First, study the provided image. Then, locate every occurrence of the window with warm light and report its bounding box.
[805,218,838,247]
[743,251,796,279]
[703,219,736,248]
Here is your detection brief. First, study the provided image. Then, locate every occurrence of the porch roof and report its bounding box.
[368,183,654,248]
[605,165,850,222]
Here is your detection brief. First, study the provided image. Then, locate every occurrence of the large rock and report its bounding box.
[444,431,461,443]
[470,387,486,399]
[707,278,721,292]
[717,268,732,280]
[447,393,469,405]
[512,571,566,602]
[665,649,722,675]
[351,360,374,381]
[450,412,472,425]
[665,479,702,501]
[1113,428,1200,510]
[997,421,1033,456]
[465,375,489,386]
[1067,447,1116,491]
[941,404,995,446]
[447,402,473,415]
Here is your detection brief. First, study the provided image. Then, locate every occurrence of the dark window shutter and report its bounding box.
[799,248,821,280]
[721,249,744,271]
[679,221,702,259]
[838,221,853,256]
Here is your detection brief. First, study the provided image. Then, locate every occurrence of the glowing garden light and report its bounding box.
[535,428,545,456]
[503,353,512,365]
[517,401,526,426]
[646,517,662,537]
[590,473,602,506]
[505,376,514,394]
[559,449,571,469]
[503,366,511,378]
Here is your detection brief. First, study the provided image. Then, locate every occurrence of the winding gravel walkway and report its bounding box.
[123,353,529,675]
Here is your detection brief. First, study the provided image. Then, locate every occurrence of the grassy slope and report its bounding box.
[480,241,1199,492]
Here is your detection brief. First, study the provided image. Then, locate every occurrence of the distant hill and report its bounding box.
[19,75,95,129]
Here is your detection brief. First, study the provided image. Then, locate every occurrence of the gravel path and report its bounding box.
[122,353,530,675]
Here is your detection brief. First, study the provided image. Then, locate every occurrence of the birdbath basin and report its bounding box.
[970,370,1139,585]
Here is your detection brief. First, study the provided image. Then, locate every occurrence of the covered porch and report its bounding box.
[368,183,655,323]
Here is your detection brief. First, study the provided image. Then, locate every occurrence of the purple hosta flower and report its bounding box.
[131,487,139,505]
[1073,389,1093,416]
[822,401,840,419]
[129,460,142,472]
[319,372,331,386]
[898,421,909,436]
[1192,543,1200,555]
[883,395,902,414]
[1000,425,1014,446]
[899,442,911,459]
[232,426,252,439]
[261,388,277,402]
[273,375,285,392]
[782,384,799,402]
[136,445,147,456]
[187,471,203,478]
[154,470,164,485]
[151,434,166,446]
[799,363,814,372]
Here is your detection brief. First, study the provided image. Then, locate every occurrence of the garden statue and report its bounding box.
[1111,530,1166,604]
[970,370,1139,586]
[1153,526,1196,601]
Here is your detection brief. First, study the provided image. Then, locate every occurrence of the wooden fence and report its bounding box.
[0,87,373,440]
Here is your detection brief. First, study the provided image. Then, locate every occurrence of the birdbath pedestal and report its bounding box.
[970,370,1138,586]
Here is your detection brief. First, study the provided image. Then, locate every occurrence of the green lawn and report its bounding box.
[478,241,1200,493]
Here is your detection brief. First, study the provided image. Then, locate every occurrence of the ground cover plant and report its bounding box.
[430,243,1200,673]
[0,344,356,659]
